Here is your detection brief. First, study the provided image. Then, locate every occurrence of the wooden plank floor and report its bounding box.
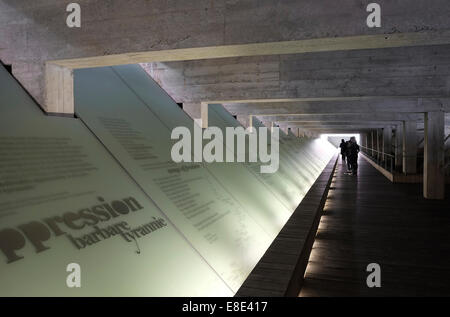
[299,157,450,297]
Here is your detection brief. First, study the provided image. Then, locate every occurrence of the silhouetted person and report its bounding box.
[345,140,352,172]
[347,136,360,176]
[339,139,347,164]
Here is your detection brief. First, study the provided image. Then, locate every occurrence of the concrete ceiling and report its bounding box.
[140,44,450,136]
[1,0,450,136]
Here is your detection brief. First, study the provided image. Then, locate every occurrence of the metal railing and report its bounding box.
[360,133,449,175]
[359,145,395,173]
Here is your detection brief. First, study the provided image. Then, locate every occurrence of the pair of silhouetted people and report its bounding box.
[339,137,360,176]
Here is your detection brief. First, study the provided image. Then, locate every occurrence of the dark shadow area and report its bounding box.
[0,60,12,74]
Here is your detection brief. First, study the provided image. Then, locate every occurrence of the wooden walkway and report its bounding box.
[300,157,450,296]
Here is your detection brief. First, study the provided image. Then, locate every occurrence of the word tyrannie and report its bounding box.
[68,217,167,249]
[171,121,279,173]
[0,196,144,263]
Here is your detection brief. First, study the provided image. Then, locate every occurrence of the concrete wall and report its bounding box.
[1,0,450,106]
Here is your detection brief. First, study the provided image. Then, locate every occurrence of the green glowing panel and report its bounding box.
[111,65,292,238]
[0,66,232,297]
[210,106,335,210]
[208,106,304,210]
[278,129,324,180]
[74,66,272,292]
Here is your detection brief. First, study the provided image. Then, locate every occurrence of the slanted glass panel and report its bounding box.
[74,66,271,292]
[112,65,292,238]
[0,66,231,296]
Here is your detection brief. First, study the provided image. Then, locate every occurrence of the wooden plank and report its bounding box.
[300,157,450,296]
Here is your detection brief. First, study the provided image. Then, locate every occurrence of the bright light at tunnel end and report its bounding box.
[320,133,361,145]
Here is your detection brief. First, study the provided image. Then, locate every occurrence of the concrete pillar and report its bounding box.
[371,130,375,157]
[249,115,254,131]
[446,125,450,176]
[383,126,392,156]
[45,63,74,115]
[377,129,382,161]
[201,103,208,128]
[403,121,417,174]
[382,126,392,168]
[395,126,403,171]
[269,122,277,132]
[424,111,445,199]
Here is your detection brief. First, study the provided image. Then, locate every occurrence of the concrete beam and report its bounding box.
[255,113,423,122]
[300,129,375,134]
[278,121,399,127]
[207,97,430,128]
[224,98,449,116]
[47,32,450,114]
[292,126,384,131]
[48,30,450,70]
